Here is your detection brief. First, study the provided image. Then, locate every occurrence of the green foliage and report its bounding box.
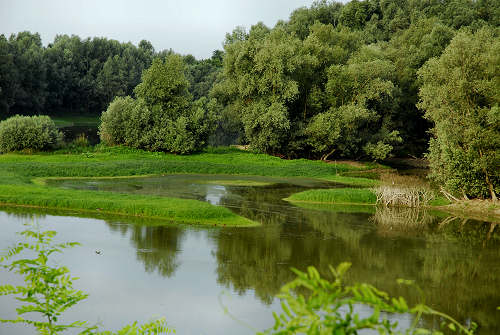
[0,225,175,334]
[0,226,93,334]
[260,263,476,334]
[97,319,174,335]
[99,96,135,145]
[0,147,372,225]
[418,27,500,200]
[134,56,191,117]
[100,55,218,154]
[0,115,63,153]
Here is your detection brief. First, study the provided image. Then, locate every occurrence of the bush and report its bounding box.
[99,96,135,145]
[0,115,63,153]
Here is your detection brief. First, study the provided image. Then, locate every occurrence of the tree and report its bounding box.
[100,54,218,154]
[218,24,303,153]
[134,55,191,119]
[380,18,455,156]
[418,27,500,200]
[309,45,401,160]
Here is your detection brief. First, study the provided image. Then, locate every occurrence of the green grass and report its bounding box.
[0,184,255,226]
[285,188,377,205]
[0,145,380,225]
[429,197,452,206]
[0,145,377,182]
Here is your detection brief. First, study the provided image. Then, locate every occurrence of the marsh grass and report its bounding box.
[373,172,435,207]
[0,184,256,226]
[285,188,376,205]
[0,146,378,184]
[0,146,378,226]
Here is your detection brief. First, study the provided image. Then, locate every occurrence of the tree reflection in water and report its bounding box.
[3,175,499,334]
[107,223,185,278]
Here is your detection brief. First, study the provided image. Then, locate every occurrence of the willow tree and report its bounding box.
[217,23,303,153]
[307,45,402,161]
[418,27,500,200]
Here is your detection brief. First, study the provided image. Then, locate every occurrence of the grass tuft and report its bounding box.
[285,188,376,205]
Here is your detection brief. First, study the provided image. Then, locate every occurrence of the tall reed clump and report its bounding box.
[373,173,434,207]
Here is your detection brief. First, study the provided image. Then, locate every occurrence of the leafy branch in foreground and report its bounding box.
[260,263,476,335]
[0,226,92,334]
[0,224,174,335]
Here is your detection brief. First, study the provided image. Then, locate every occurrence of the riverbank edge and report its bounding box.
[0,147,381,225]
[0,184,257,227]
[285,188,500,222]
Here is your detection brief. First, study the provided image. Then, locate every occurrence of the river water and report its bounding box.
[1,174,499,334]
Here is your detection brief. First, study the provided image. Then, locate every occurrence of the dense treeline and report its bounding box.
[0,0,498,199]
[210,0,498,199]
[0,32,222,118]
[214,0,499,159]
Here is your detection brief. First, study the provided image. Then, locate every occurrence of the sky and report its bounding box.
[0,0,316,59]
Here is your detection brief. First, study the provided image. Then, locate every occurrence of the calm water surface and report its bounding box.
[1,174,499,334]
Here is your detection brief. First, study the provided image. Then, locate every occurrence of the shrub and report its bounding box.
[99,96,136,145]
[0,115,63,153]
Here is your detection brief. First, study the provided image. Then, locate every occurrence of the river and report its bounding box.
[1,174,499,334]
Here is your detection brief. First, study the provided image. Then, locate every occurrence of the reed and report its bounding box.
[373,172,435,207]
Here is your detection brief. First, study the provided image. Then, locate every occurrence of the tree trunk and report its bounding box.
[321,149,335,161]
[485,172,498,201]
[479,149,497,201]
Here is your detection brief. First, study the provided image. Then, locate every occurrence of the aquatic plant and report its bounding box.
[373,185,434,207]
[373,173,435,207]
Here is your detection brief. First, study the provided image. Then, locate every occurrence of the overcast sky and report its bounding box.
[0,0,317,59]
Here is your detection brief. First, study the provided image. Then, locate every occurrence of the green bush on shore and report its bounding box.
[0,115,63,153]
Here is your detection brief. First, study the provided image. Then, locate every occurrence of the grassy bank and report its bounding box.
[285,188,377,205]
[0,145,378,225]
[0,184,254,226]
[0,146,379,183]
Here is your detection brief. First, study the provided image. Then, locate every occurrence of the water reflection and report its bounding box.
[108,223,185,277]
[205,185,227,205]
[7,174,500,334]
